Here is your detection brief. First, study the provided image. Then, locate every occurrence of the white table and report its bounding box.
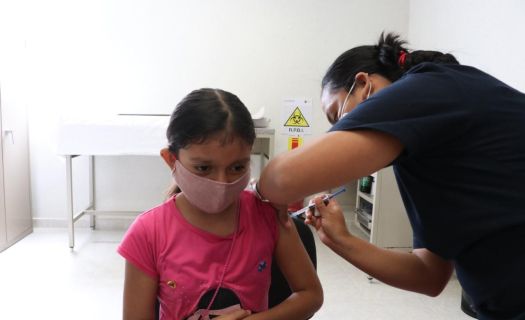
[57,115,274,248]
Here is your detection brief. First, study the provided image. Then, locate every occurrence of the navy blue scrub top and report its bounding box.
[331,62,525,319]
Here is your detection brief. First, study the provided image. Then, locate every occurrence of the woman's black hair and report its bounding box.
[167,88,255,154]
[321,31,460,92]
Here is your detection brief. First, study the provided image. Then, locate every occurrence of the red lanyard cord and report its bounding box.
[202,201,240,318]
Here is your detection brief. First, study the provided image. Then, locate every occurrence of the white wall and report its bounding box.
[11,0,525,225]
[7,0,409,223]
[408,0,525,91]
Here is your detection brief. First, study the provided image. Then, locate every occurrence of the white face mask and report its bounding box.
[337,80,373,122]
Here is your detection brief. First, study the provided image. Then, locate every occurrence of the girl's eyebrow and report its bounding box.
[188,157,213,163]
[188,157,251,164]
[229,157,252,167]
[236,157,252,163]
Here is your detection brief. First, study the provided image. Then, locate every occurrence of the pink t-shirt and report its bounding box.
[117,191,278,319]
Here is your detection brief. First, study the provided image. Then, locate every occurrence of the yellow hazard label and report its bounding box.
[288,137,303,150]
[284,107,309,127]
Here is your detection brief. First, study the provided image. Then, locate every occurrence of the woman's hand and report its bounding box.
[305,195,351,248]
[215,309,252,320]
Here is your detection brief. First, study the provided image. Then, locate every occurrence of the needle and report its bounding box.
[290,187,347,218]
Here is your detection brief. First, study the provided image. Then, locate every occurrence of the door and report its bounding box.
[1,83,32,244]
[0,2,32,248]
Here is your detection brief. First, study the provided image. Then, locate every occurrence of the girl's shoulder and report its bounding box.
[118,199,178,274]
[133,196,180,230]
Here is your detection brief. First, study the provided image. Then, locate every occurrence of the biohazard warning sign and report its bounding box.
[284,107,309,127]
[281,98,312,136]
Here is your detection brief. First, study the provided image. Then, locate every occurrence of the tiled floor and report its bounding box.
[0,218,472,320]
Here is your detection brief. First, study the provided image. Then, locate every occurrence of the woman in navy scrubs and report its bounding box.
[257,32,525,320]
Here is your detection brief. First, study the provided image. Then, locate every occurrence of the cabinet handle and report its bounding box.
[4,129,14,144]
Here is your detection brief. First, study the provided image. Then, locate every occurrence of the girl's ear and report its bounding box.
[160,148,176,170]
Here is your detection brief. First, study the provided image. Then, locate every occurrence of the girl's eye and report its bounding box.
[194,165,211,173]
[231,164,246,173]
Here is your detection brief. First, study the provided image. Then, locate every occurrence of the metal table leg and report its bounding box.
[66,155,75,249]
[89,156,96,229]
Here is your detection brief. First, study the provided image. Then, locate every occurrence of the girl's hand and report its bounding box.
[215,309,252,320]
[305,195,351,248]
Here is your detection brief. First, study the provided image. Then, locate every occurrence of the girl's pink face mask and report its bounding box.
[173,160,250,214]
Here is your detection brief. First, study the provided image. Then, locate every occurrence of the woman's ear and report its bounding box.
[354,72,372,100]
[160,148,176,170]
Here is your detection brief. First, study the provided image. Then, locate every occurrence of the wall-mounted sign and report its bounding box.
[288,136,303,150]
[281,98,312,136]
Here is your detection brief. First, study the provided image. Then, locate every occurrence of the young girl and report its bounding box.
[118,88,323,320]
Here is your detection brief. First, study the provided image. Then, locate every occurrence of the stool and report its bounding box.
[461,290,478,318]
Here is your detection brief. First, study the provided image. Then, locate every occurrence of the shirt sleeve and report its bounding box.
[330,64,470,159]
[412,234,424,249]
[250,192,279,247]
[261,202,279,247]
[117,213,158,278]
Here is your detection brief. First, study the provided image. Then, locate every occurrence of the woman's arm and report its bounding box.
[258,130,403,205]
[307,196,453,297]
[123,261,159,320]
[247,222,323,319]
[332,238,453,296]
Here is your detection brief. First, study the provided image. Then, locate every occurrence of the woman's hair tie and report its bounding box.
[398,51,408,68]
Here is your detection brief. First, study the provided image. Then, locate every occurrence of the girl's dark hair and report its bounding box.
[321,31,460,92]
[166,88,255,197]
[167,88,255,154]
